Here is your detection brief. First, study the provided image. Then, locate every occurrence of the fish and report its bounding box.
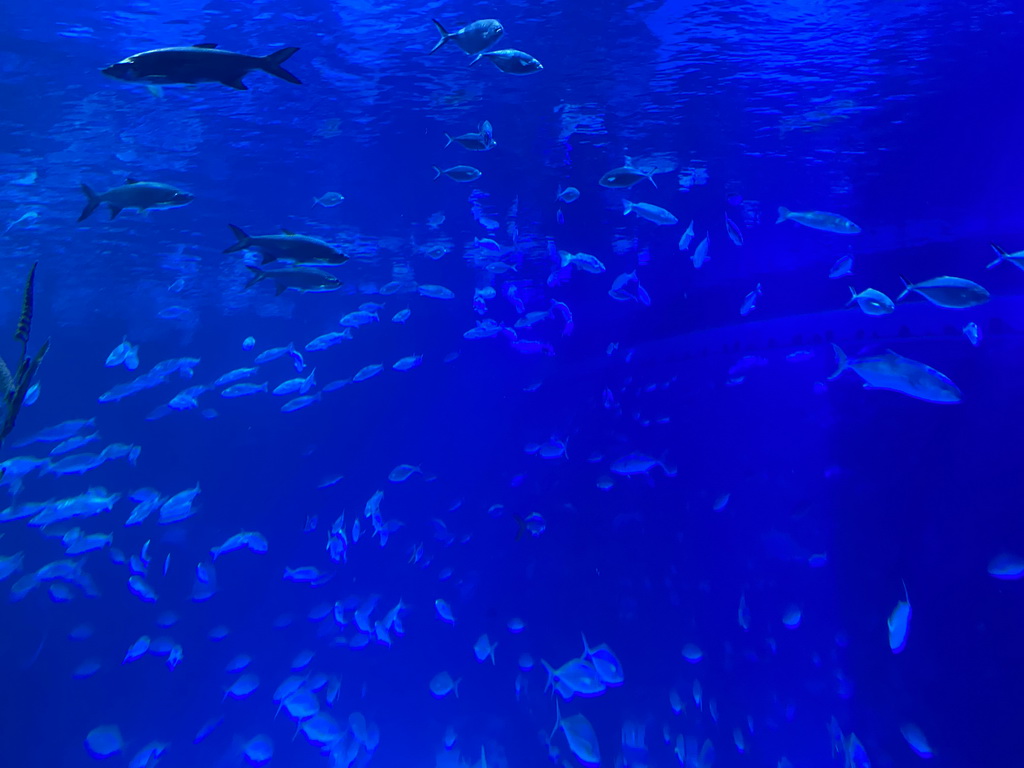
[434,598,455,625]
[221,382,268,398]
[432,165,482,182]
[776,207,860,234]
[418,284,455,299]
[725,213,743,245]
[599,166,657,189]
[899,723,933,758]
[987,243,1024,271]
[988,553,1024,580]
[305,330,352,351]
[224,225,348,265]
[392,309,411,324]
[897,275,990,308]
[550,700,600,766]
[559,251,606,274]
[429,18,504,55]
[473,634,498,664]
[244,266,342,295]
[444,121,496,151]
[389,464,422,482]
[829,254,854,278]
[557,186,580,204]
[888,580,911,653]
[214,367,258,386]
[610,452,676,477]
[469,49,543,75]
[313,192,344,207]
[678,220,695,250]
[429,671,461,698]
[691,233,710,268]
[281,393,320,413]
[580,634,624,685]
[102,44,301,91]
[846,287,894,315]
[622,200,677,225]
[963,322,981,346]
[740,283,762,316]
[829,344,961,404]
[352,364,383,382]
[78,179,193,222]
[85,726,124,759]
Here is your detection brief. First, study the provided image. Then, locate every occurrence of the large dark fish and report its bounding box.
[102,44,301,91]
[244,266,342,295]
[78,179,193,222]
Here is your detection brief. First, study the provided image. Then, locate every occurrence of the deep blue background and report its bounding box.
[0,0,1022,766]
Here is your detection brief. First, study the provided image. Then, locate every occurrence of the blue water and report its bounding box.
[1,1,1023,766]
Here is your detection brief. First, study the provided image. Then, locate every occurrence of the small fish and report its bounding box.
[435,598,455,625]
[740,283,762,316]
[102,44,301,91]
[3,210,38,233]
[78,179,193,222]
[214,367,258,386]
[622,200,677,225]
[392,308,411,324]
[305,330,352,351]
[429,18,504,55]
[830,344,961,404]
[389,464,422,483]
[432,165,482,182]
[469,49,543,75]
[429,671,461,698]
[473,634,498,664]
[888,580,911,653]
[418,284,455,299]
[393,355,422,371]
[244,266,342,295]
[987,243,1024,271]
[776,207,860,234]
[678,220,695,251]
[829,254,853,279]
[313,192,344,207]
[691,233,710,268]
[352,364,383,382]
[846,287,894,316]
[559,251,606,274]
[557,186,580,204]
[963,322,981,347]
[725,213,743,245]
[221,382,268,398]
[599,165,657,189]
[281,393,321,413]
[897,275,990,309]
[445,122,496,151]
[899,723,934,759]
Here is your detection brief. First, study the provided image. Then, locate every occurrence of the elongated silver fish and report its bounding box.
[78,179,192,222]
[776,206,860,234]
[829,344,961,403]
[430,19,503,55]
[102,44,301,91]
[224,225,347,266]
[897,275,989,309]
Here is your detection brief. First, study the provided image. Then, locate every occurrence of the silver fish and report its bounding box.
[897,275,990,309]
[102,44,301,91]
[429,19,503,55]
[78,179,192,222]
[829,344,961,403]
[776,206,860,234]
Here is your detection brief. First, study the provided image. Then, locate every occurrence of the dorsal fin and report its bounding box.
[193,43,218,48]
[281,229,296,236]
[125,177,139,184]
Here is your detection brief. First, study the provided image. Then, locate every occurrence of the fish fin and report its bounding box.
[443,133,453,148]
[550,699,562,741]
[431,166,441,181]
[281,229,295,235]
[125,177,139,184]
[429,19,450,54]
[260,47,302,85]
[896,275,912,301]
[243,266,265,291]
[15,262,36,345]
[77,184,101,222]
[541,659,555,693]
[193,43,218,48]
[275,282,287,296]
[468,54,484,66]
[776,206,790,223]
[845,286,858,306]
[145,85,164,98]
[108,206,123,220]
[987,243,1009,269]
[581,631,592,657]
[622,199,632,215]
[827,343,848,380]
[645,169,658,188]
[224,224,250,253]
[312,197,319,207]
[260,253,276,265]
[223,78,248,90]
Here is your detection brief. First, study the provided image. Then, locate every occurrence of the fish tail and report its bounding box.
[243,266,265,291]
[845,286,858,306]
[896,274,911,301]
[443,133,454,148]
[431,166,441,181]
[559,250,571,268]
[828,343,848,380]
[260,47,302,85]
[541,659,555,693]
[645,169,658,188]
[622,199,632,216]
[78,184,101,222]
[224,224,250,253]
[776,206,790,224]
[429,19,450,54]
[550,699,562,741]
[987,243,1009,269]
